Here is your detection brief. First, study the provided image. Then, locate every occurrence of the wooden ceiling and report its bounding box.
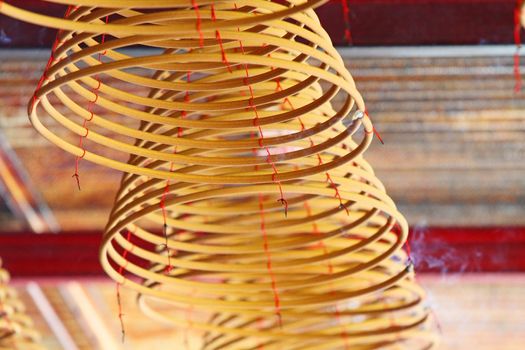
[0,46,523,232]
[0,0,522,232]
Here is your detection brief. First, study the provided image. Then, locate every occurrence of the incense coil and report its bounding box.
[0,261,45,350]
[100,119,437,349]
[1,0,365,183]
[0,0,438,348]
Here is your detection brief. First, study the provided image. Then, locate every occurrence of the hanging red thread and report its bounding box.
[116,229,133,343]
[303,200,350,349]
[251,128,266,350]
[308,137,348,215]
[232,16,284,327]
[211,4,232,72]
[333,301,350,348]
[302,200,320,236]
[159,189,173,274]
[191,0,204,47]
[159,72,191,273]
[514,0,524,92]
[364,109,384,145]
[301,153,350,350]
[271,61,348,215]
[72,15,109,190]
[340,0,352,45]
[258,193,283,328]
[233,20,288,217]
[56,6,74,55]
[30,6,73,114]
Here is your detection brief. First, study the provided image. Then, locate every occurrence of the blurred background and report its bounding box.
[0,0,524,349]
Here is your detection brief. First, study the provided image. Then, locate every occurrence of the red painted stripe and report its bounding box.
[0,227,524,276]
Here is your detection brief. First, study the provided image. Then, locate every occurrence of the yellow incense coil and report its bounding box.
[1,0,364,182]
[0,262,45,350]
[0,1,438,348]
[100,116,437,349]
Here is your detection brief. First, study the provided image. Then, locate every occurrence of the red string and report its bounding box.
[251,133,265,349]
[30,6,73,114]
[258,193,283,328]
[72,15,109,190]
[514,1,523,93]
[116,229,133,343]
[191,0,204,47]
[234,24,288,217]
[304,207,350,348]
[303,201,349,349]
[302,200,319,236]
[309,140,348,215]
[271,60,348,215]
[340,0,352,45]
[159,198,173,274]
[325,173,349,215]
[364,109,384,145]
[232,12,284,327]
[159,72,191,273]
[211,4,232,72]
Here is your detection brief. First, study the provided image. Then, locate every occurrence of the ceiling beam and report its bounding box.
[0,1,517,47]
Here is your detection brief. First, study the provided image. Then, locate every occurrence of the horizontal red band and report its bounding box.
[0,227,524,277]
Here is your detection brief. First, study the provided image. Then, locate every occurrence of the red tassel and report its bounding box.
[340,0,353,45]
[514,1,524,93]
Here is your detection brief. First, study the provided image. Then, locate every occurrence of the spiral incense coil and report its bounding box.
[101,118,438,349]
[0,0,438,348]
[0,261,45,350]
[1,0,365,183]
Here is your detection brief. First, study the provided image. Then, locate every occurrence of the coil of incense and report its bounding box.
[0,1,438,348]
[0,260,45,350]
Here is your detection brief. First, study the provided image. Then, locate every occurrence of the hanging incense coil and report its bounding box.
[0,261,45,350]
[1,0,362,181]
[101,113,438,349]
[1,0,438,348]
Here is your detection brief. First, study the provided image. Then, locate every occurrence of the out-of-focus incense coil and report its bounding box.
[0,261,45,350]
[0,0,438,348]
